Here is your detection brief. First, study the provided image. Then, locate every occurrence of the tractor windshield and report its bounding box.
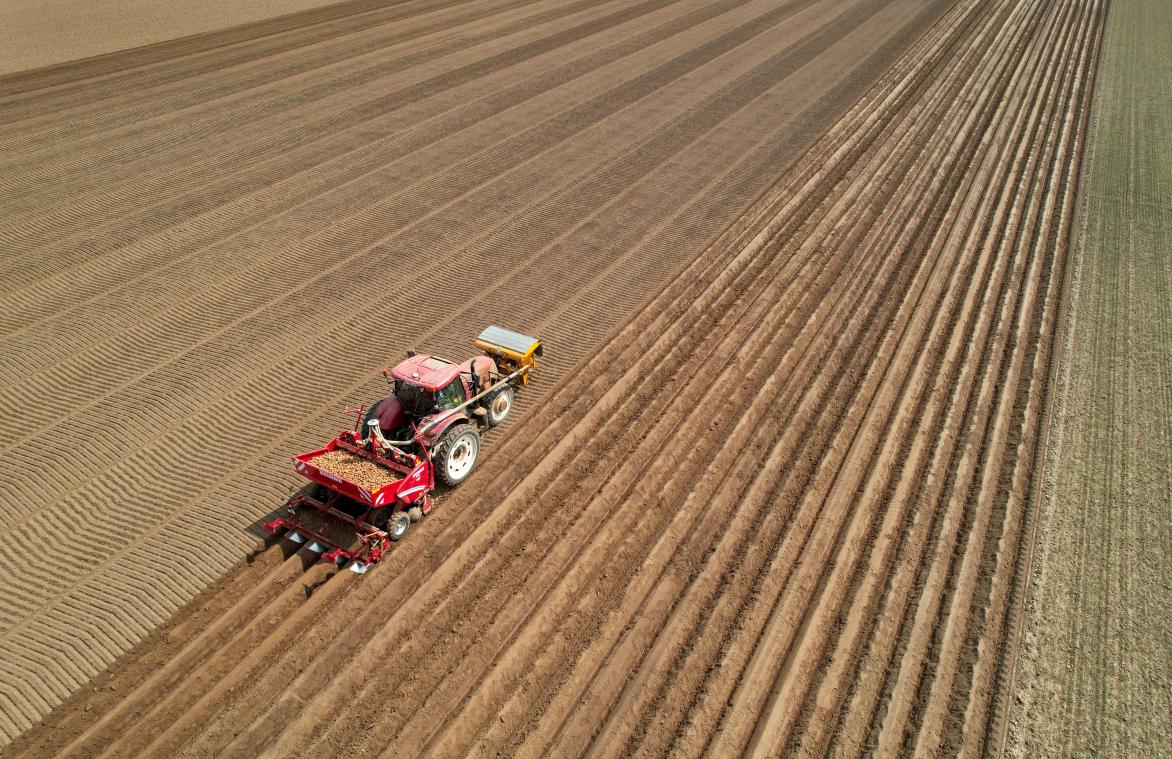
[434,379,466,411]
[394,380,434,417]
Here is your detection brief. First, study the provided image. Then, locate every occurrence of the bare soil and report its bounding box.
[1,0,1109,754]
[0,0,343,76]
[0,0,951,742]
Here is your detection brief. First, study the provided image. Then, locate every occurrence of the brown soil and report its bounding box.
[308,450,398,492]
[0,0,344,76]
[0,0,950,741]
[0,0,1107,754]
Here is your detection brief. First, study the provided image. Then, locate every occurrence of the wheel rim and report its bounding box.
[391,515,409,538]
[491,392,511,420]
[446,432,479,480]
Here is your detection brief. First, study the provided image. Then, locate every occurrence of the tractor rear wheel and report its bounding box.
[433,424,480,486]
[485,386,514,428]
[362,400,382,430]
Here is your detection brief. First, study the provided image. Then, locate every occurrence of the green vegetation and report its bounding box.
[1010,0,1171,755]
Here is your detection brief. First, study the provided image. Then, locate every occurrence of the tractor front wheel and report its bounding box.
[433,425,481,486]
[484,386,514,428]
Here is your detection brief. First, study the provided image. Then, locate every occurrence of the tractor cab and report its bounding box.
[361,328,539,487]
[389,355,468,418]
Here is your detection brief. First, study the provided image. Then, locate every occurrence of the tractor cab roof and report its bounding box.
[391,354,461,391]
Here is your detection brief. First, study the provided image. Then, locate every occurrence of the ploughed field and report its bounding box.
[4,0,1108,754]
[0,0,953,742]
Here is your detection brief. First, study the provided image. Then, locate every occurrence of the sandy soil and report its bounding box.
[0,0,949,743]
[3,0,1107,754]
[0,0,349,76]
[1005,0,1172,754]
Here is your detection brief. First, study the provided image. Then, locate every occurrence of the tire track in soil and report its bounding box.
[869,4,1100,754]
[0,0,503,103]
[0,0,670,264]
[912,4,1101,754]
[801,0,1082,749]
[0,0,651,271]
[817,0,1075,752]
[0,0,648,213]
[623,0,1045,754]
[1,0,1104,752]
[532,0,1007,749]
[0,0,553,150]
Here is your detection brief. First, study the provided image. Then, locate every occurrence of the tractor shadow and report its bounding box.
[239,477,463,570]
[241,485,306,564]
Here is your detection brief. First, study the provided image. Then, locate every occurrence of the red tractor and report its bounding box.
[263,326,542,572]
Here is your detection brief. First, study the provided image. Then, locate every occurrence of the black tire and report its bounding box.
[367,507,391,530]
[484,386,515,428]
[363,399,385,436]
[388,511,411,541]
[432,424,481,486]
[364,399,415,452]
